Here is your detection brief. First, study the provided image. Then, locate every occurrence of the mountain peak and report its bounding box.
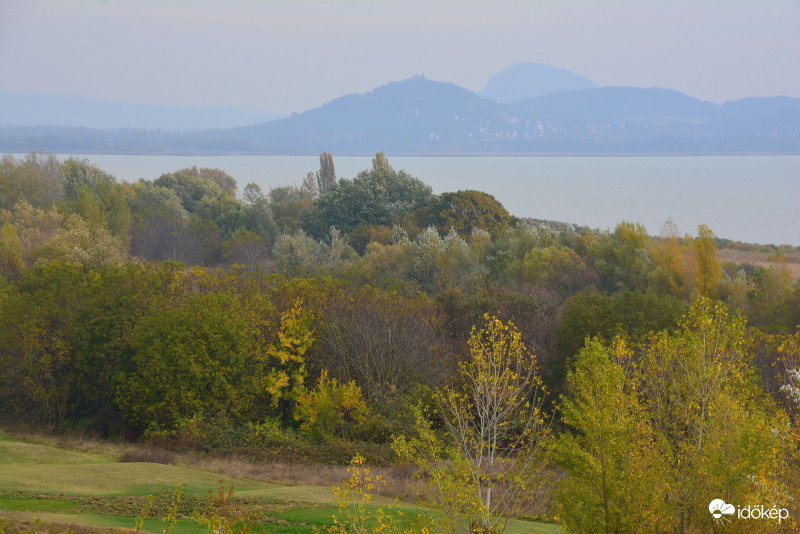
[479,62,596,103]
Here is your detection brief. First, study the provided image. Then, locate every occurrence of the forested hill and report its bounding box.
[229,76,511,153]
[2,76,799,154]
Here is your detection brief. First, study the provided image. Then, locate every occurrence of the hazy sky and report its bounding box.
[2,0,799,114]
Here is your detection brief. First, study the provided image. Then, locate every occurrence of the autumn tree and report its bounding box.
[1,199,62,262]
[648,219,691,298]
[199,167,237,196]
[688,224,721,298]
[294,369,369,440]
[395,315,550,533]
[0,263,87,429]
[301,172,319,199]
[264,302,314,421]
[639,299,790,532]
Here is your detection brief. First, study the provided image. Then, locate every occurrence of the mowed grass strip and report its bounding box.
[0,436,561,533]
[0,438,345,532]
[0,440,286,497]
[0,494,76,513]
[0,510,203,534]
[0,461,280,497]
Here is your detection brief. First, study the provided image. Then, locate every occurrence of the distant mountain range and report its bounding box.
[2,63,799,155]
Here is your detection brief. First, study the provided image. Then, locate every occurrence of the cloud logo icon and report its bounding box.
[709,499,736,522]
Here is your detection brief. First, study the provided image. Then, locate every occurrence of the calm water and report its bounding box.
[51,154,800,246]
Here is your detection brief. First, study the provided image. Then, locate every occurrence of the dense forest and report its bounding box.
[1,151,799,532]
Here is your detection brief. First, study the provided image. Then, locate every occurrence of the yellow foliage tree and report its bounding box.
[395,315,550,533]
[641,299,791,532]
[688,224,721,298]
[264,301,314,413]
[294,369,369,439]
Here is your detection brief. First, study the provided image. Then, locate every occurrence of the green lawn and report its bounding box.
[0,437,561,533]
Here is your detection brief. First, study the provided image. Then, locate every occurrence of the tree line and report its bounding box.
[1,151,799,532]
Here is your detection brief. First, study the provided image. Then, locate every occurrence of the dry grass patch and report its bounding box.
[179,456,419,502]
[718,248,800,278]
[119,447,176,465]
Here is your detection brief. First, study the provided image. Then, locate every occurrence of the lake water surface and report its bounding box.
[51,154,800,246]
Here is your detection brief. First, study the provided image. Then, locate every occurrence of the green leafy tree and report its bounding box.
[552,338,669,533]
[416,190,512,239]
[589,221,653,293]
[553,288,686,392]
[195,192,277,244]
[0,223,25,280]
[153,167,225,213]
[302,166,433,238]
[30,214,127,269]
[115,284,275,431]
[61,158,131,245]
[0,152,63,211]
[520,244,596,294]
[744,253,796,332]
[371,151,390,171]
[128,180,189,261]
[242,182,266,206]
[268,185,314,234]
[273,228,355,275]
[412,227,485,293]
[317,152,337,195]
